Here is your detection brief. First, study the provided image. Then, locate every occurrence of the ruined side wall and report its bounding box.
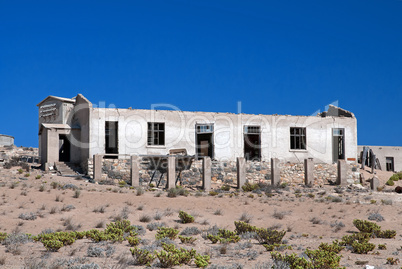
[0,135,14,146]
[358,145,402,172]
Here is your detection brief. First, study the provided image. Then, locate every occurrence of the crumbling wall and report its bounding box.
[88,156,360,187]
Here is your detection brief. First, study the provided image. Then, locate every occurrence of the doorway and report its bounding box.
[386,157,394,172]
[244,126,261,161]
[195,124,214,159]
[332,128,345,163]
[59,135,70,162]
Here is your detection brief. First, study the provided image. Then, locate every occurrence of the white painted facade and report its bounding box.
[38,94,358,169]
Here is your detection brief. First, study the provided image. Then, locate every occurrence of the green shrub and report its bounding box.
[234,221,256,234]
[340,233,371,246]
[318,241,344,254]
[386,257,400,265]
[255,228,286,245]
[194,254,210,268]
[353,219,381,234]
[178,235,196,244]
[378,244,386,250]
[209,191,218,196]
[130,247,156,266]
[18,169,23,174]
[155,243,196,267]
[397,171,402,179]
[376,229,396,239]
[42,239,64,252]
[207,234,220,244]
[241,182,259,192]
[386,179,395,186]
[35,175,41,179]
[351,241,375,254]
[0,232,8,242]
[179,211,194,224]
[127,236,140,246]
[304,248,343,269]
[390,174,399,181]
[156,227,179,240]
[271,252,312,269]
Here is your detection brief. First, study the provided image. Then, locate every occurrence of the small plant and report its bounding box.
[194,254,210,268]
[239,213,253,223]
[378,244,386,250]
[221,185,230,191]
[386,257,399,265]
[39,184,45,192]
[73,190,81,198]
[130,247,156,266]
[179,211,195,224]
[18,212,37,221]
[24,173,30,177]
[209,191,218,196]
[139,215,151,223]
[242,182,259,192]
[386,179,395,186]
[18,169,23,174]
[156,227,179,240]
[35,175,41,179]
[178,235,197,244]
[127,236,140,246]
[155,243,196,267]
[136,187,144,196]
[389,174,399,181]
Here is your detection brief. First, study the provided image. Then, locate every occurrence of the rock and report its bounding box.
[395,186,402,194]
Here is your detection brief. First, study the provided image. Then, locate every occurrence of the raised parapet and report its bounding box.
[202,157,211,191]
[130,155,140,187]
[336,160,347,186]
[304,158,314,186]
[167,156,176,189]
[93,154,103,181]
[271,158,280,186]
[237,157,246,189]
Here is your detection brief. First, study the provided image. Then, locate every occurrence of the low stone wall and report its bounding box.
[86,156,360,187]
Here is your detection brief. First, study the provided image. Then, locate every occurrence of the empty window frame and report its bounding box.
[147,122,165,146]
[195,124,214,158]
[290,127,306,150]
[105,121,118,155]
[386,157,394,172]
[244,126,261,161]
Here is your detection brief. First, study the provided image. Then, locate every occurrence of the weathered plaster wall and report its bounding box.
[358,145,402,172]
[88,108,357,164]
[0,135,14,146]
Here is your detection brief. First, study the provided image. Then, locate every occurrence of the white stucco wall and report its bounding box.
[88,108,357,163]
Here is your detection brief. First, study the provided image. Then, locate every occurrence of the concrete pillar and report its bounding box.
[93,154,102,181]
[337,160,347,186]
[202,157,211,191]
[167,156,176,189]
[271,158,280,186]
[237,157,246,189]
[304,158,314,186]
[130,155,140,187]
[370,176,379,191]
[371,154,376,174]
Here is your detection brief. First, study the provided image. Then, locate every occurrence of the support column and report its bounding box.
[370,176,379,191]
[237,157,246,189]
[304,158,314,186]
[202,157,211,191]
[337,160,347,186]
[130,155,140,187]
[167,156,176,189]
[93,154,102,181]
[271,158,280,186]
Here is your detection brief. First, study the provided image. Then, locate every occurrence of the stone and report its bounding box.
[395,186,402,194]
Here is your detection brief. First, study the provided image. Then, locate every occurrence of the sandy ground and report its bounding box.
[0,165,401,269]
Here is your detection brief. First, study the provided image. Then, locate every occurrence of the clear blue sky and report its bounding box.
[1,0,401,147]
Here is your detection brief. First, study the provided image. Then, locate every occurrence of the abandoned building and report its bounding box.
[38,94,358,177]
[358,145,402,172]
[0,134,14,146]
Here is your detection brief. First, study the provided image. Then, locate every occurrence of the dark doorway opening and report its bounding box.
[59,135,70,162]
[105,121,118,158]
[244,126,261,161]
[195,124,214,159]
[386,157,394,172]
[332,128,345,163]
